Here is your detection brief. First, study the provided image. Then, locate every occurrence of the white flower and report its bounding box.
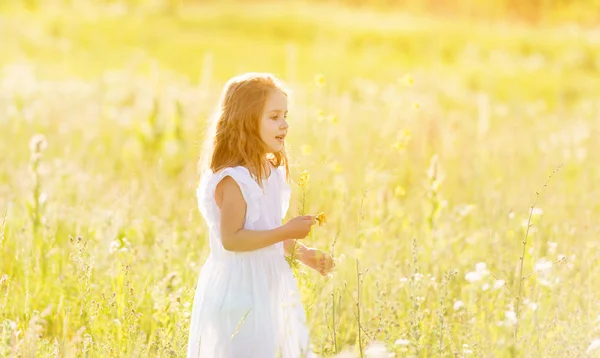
[586,339,600,355]
[365,341,390,358]
[394,339,410,346]
[534,259,553,272]
[109,240,121,254]
[493,280,506,290]
[531,207,543,216]
[29,134,48,153]
[465,271,482,283]
[482,283,490,291]
[453,300,465,311]
[504,311,518,326]
[529,302,538,311]
[548,241,557,254]
[475,262,488,273]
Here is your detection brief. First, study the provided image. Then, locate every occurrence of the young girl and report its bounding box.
[187,73,335,358]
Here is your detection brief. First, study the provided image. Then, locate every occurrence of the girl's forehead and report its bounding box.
[264,90,288,111]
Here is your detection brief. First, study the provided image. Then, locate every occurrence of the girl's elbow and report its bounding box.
[221,235,239,252]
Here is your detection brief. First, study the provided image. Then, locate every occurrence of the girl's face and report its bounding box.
[260,90,289,154]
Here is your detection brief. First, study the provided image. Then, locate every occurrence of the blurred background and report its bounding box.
[1,0,600,357]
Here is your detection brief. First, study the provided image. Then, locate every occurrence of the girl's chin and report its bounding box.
[269,143,284,153]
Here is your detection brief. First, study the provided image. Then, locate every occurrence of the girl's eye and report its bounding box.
[271,116,278,120]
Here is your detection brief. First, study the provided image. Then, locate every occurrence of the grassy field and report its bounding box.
[1,1,600,357]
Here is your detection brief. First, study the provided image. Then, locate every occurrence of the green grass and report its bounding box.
[1,1,600,357]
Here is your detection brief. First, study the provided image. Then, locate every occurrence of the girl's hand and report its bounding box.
[283,215,316,239]
[304,248,336,276]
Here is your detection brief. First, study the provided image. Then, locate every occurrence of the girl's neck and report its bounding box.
[244,158,272,177]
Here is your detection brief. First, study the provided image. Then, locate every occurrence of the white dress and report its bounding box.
[187,165,315,358]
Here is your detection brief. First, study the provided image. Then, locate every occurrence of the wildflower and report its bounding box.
[413,102,420,110]
[504,310,517,326]
[394,339,410,346]
[29,134,48,153]
[298,170,310,189]
[465,271,482,283]
[315,212,327,226]
[400,73,414,86]
[365,341,389,357]
[493,280,505,290]
[330,162,343,173]
[548,241,558,255]
[301,145,312,155]
[463,346,473,355]
[531,207,543,217]
[475,262,488,274]
[317,111,326,122]
[394,185,406,197]
[453,300,465,311]
[314,74,326,87]
[534,259,553,272]
[109,240,120,254]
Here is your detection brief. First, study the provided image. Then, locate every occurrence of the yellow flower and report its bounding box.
[327,114,338,124]
[413,102,420,110]
[331,162,343,173]
[400,73,414,86]
[316,212,327,226]
[298,170,310,188]
[301,145,312,155]
[394,185,406,197]
[314,74,326,87]
[393,130,412,151]
[316,109,326,122]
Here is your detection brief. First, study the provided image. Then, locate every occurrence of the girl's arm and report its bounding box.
[217,176,314,252]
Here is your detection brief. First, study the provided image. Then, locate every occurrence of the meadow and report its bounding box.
[1,1,600,357]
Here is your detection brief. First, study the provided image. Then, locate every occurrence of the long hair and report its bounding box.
[198,73,290,186]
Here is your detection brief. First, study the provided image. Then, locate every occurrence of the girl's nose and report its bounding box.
[281,120,289,130]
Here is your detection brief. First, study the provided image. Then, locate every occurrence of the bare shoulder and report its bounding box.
[215,175,244,208]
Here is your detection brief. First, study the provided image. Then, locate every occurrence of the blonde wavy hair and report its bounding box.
[198,73,290,186]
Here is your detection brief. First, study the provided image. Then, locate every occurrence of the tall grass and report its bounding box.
[1,1,600,357]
